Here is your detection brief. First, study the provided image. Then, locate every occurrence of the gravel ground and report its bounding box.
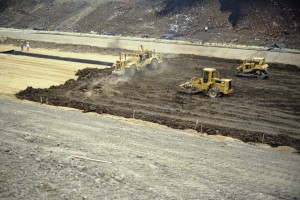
[1,98,300,199]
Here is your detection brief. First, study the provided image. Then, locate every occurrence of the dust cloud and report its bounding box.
[84,74,130,99]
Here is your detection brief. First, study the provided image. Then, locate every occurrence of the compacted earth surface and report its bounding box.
[1,98,300,199]
[16,52,300,151]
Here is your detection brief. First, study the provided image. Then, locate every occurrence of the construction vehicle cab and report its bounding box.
[179,68,233,97]
[114,60,126,71]
[112,45,163,77]
[236,57,269,79]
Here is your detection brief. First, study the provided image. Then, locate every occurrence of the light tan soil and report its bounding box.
[1,97,300,199]
[0,45,117,98]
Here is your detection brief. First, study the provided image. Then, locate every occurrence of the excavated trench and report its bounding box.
[15,53,300,152]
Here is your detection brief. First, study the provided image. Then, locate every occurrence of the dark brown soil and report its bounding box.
[16,55,300,151]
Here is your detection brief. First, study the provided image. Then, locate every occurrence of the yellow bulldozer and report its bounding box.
[236,57,269,79]
[179,68,233,97]
[112,45,163,77]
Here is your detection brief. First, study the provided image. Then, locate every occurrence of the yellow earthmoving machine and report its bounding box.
[179,68,233,97]
[236,57,269,79]
[112,45,163,77]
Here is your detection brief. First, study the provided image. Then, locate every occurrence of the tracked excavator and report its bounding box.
[236,57,269,79]
[112,45,163,77]
[179,68,233,97]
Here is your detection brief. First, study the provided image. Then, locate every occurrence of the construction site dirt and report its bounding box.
[15,53,300,152]
[2,1,300,198]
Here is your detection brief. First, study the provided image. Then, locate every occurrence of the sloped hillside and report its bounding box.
[0,0,299,48]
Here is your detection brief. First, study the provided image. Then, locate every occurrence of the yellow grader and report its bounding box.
[179,68,233,97]
[236,57,269,79]
[112,45,163,77]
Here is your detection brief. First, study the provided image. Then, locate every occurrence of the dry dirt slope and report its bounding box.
[1,98,300,199]
[0,0,299,48]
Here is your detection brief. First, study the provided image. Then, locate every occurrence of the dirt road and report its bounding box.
[1,98,300,199]
[1,29,300,66]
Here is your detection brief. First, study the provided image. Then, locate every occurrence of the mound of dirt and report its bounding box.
[16,55,300,151]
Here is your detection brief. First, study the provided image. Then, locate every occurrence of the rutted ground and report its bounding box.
[16,54,300,151]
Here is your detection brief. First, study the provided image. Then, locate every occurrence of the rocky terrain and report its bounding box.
[0,0,299,48]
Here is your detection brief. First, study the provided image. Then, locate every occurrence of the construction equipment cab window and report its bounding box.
[203,71,209,83]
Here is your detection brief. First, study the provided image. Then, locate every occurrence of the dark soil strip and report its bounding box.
[1,50,113,66]
[15,90,300,152]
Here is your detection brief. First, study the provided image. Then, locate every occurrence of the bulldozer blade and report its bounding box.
[178,85,201,94]
[178,90,201,95]
[112,70,125,76]
[178,83,202,95]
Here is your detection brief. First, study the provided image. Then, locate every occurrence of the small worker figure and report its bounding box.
[20,42,24,51]
[26,42,30,51]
